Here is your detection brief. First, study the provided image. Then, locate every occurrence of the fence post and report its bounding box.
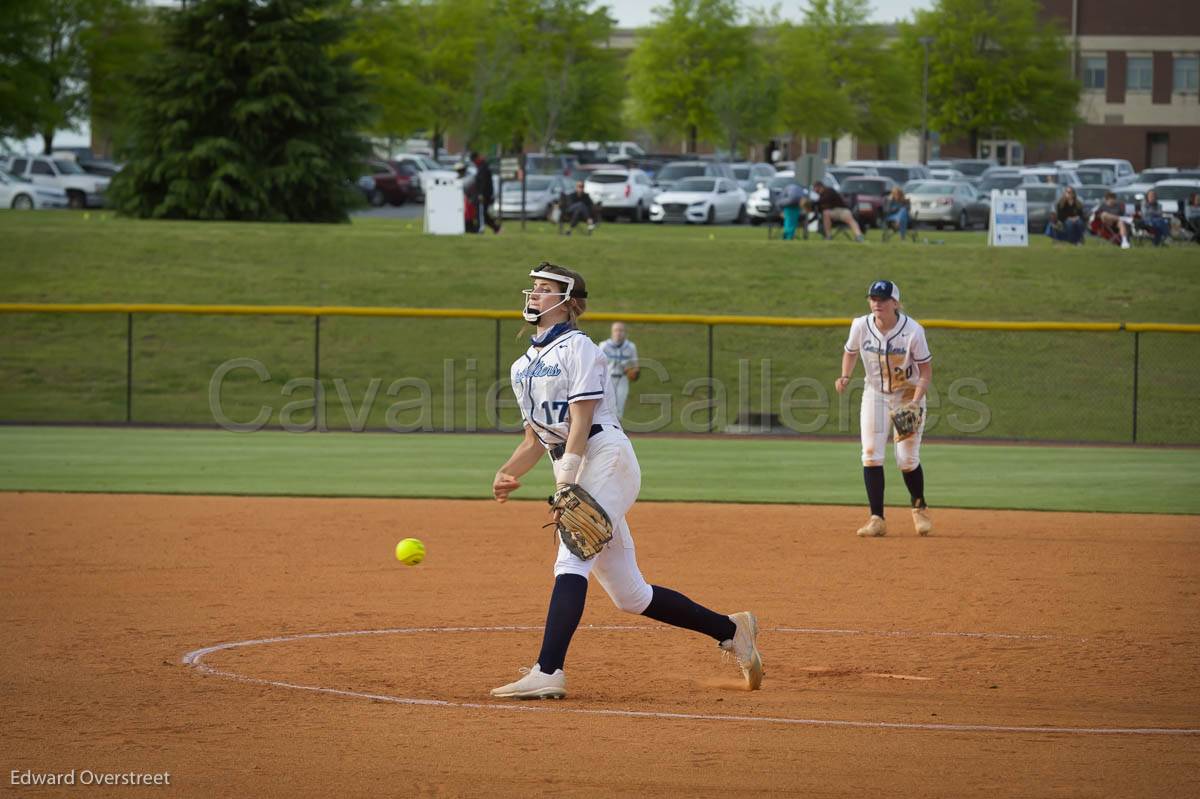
[1131,330,1140,444]
[707,324,715,433]
[314,314,321,383]
[494,318,501,386]
[125,312,133,423]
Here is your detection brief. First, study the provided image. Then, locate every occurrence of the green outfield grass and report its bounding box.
[1,213,1198,443]
[1,426,1197,514]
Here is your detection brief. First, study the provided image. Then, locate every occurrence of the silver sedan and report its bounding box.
[909,181,990,230]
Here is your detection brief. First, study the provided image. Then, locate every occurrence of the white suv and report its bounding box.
[584,168,657,222]
[5,155,109,209]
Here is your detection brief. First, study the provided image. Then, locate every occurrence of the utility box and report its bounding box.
[424,171,465,235]
[794,154,826,187]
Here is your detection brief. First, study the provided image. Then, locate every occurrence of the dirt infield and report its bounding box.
[2,493,1198,797]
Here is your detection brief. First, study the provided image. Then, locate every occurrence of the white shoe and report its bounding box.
[912,504,933,536]
[490,664,566,700]
[1120,238,1130,249]
[857,514,887,537]
[721,612,764,690]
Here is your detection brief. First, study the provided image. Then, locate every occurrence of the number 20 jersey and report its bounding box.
[511,328,622,447]
[844,313,933,395]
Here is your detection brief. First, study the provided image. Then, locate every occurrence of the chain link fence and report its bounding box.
[1,305,1197,445]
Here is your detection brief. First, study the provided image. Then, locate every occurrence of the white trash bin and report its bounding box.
[424,171,465,235]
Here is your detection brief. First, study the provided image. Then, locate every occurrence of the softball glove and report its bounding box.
[548,484,613,560]
[891,402,923,442]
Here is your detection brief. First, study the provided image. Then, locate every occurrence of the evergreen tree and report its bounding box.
[109,0,370,222]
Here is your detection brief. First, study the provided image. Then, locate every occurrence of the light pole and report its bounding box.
[919,36,933,165]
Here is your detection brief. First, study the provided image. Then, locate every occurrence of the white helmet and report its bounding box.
[521,263,586,322]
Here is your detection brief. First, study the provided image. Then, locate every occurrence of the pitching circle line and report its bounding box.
[180,625,1199,737]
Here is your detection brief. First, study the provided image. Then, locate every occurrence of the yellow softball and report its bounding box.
[394,538,426,566]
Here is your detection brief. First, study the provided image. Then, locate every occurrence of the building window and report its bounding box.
[1082,56,1106,89]
[1127,57,1153,91]
[1175,56,1199,93]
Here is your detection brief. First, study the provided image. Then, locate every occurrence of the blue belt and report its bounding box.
[549,424,616,461]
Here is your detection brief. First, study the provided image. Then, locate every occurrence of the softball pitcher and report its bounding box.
[490,262,763,700]
[835,280,933,537]
[599,322,638,417]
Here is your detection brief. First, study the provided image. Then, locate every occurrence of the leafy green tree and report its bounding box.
[708,40,779,157]
[628,0,745,153]
[777,0,916,160]
[514,0,623,152]
[902,0,1079,154]
[109,0,371,222]
[85,0,163,156]
[340,0,431,141]
[0,0,47,143]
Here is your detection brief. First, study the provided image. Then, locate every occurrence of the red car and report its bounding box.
[838,176,896,228]
[360,160,418,206]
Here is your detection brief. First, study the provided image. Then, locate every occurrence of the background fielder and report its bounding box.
[599,322,638,417]
[835,280,934,537]
[489,263,763,700]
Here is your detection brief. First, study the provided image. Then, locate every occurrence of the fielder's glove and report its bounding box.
[548,484,613,560]
[891,402,923,442]
[624,367,640,382]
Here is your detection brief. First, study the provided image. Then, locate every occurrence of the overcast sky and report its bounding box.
[604,0,932,27]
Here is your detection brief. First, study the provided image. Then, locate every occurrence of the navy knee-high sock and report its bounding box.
[864,465,885,517]
[903,465,926,507]
[641,585,736,642]
[536,574,587,674]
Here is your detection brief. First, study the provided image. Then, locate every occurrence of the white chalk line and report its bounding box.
[180,625,1199,737]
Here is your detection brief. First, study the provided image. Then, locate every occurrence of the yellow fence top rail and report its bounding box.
[0,303,1196,333]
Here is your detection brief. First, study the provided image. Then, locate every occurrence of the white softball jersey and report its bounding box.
[510,326,651,610]
[844,313,932,396]
[845,313,932,469]
[599,339,638,378]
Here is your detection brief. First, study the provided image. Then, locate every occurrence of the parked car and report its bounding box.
[524,153,579,176]
[1018,167,1082,187]
[358,159,417,206]
[649,176,746,224]
[1075,186,1109,217]
[828,165,877,182]
[391,153,442,199]
[1014,183,1066,232]
[747,171,794,224]
[838,176,896,228]
[584,168,657,222]
[4,154,108,209]
[652,160,736,193]
[851,161,931,186]
[1133,178,1200,214]
[949,159,998,178]
[978,173,1025,195]
[908,180,990,230]
[1079,158,1135,185]
[0,168,68,209]
[929,168,965,182]
[493,174,571,220]
[732,162,777,194]
[604,141,647,163]
[1073,167,1115,186]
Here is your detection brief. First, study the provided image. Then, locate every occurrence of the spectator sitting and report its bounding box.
[1184,191,1200,240]
[1097,190,1131,249]
[1048,185,1085,245]
[1140,189,1171,246]
[882,186,909,241]
[812,180,865,242]
[561,180,596,235]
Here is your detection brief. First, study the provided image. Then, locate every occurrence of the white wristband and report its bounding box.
[554,453,582,486]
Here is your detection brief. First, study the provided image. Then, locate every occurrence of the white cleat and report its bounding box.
[721,612,764,690]
[490,664,566,700]
[856,515,888,537]
[912,504,933,536]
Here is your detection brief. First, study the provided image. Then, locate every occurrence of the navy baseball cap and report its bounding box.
[868,280,900,301]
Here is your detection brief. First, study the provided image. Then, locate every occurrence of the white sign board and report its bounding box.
[423,171,465,235]
[988,189,1029,247]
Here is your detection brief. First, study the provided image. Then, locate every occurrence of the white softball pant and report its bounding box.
[860,387,925,471]
[553,428,653,614]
